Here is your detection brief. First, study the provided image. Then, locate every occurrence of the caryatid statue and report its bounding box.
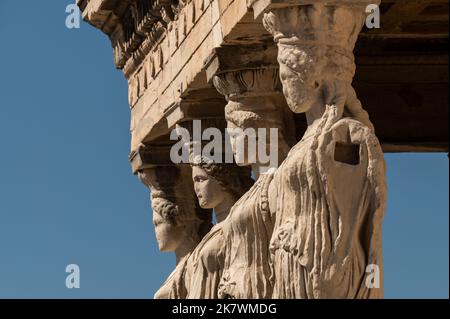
[265,1,387,299]
[185,154,255,298]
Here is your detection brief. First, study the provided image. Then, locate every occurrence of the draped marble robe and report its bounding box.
[216,104,386,299]
[270,104,386,298]
[154,224,226,299]
[184,224,225,298]
[155,211,225,299]
[218,173,275,299]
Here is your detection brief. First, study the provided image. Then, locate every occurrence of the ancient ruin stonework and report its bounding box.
[77,0,449,298]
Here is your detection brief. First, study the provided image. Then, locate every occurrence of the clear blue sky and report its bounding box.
[0,1,448,299]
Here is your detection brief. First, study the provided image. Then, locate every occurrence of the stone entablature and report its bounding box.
[79,0,449,155]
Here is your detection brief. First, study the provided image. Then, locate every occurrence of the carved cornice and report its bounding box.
[78,0,190,74]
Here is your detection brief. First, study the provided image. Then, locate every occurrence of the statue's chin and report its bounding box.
[288,103,309,114]
[155,226,180,252]
[199,200,214,210]
[287,99,313,114]
[283,84,318,114]
[157,242,173,252]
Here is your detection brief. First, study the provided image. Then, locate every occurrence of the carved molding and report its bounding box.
[79,0,211,79]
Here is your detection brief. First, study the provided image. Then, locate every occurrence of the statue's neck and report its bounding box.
[305,79,352,126]
[215,193,236,224]
[174,236,196,265]
[306,101,326,126]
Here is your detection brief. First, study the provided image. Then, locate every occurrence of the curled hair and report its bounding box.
[152,197,180,225]
[190,154,254,201]
[151,195,201,227]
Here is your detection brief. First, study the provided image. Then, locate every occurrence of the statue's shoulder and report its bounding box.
[189,225,225,265]
[154,258,188,299]
[322,117,384,170]
[330,117,378,139]
[326,117,382,150]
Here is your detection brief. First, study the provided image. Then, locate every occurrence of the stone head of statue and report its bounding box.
[150,194,201,252]
[214,68,295,167]
[190,155,253,210]
[139,167,203,253]
[151,196,182,251]
[263,4,365,114]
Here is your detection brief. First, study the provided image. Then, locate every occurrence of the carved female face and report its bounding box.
[192,166,226,209]
[278,45,323,114]
[151,197,185,252]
